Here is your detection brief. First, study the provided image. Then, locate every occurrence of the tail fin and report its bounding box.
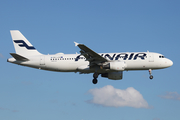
[10,30,42,57]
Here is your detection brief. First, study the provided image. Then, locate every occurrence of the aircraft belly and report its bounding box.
[58,62,78,71]
[125,60,165,70]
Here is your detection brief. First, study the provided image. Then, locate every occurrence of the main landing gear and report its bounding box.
[149,69,153,79]
[92,72,99,84]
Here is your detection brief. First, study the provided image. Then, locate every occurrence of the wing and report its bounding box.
[74,42,108,66]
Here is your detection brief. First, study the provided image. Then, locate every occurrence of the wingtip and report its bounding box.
[74,42,79,46]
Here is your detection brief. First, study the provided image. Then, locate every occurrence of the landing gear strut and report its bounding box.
[92,72,99,84]
[149,69,153,79]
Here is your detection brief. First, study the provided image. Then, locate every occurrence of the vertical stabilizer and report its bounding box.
[10,30,42,57]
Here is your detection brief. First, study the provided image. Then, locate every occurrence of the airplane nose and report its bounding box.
[167,59,173,67]
[169,59,173,66]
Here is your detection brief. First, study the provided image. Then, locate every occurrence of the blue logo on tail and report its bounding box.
[14,40,36,50]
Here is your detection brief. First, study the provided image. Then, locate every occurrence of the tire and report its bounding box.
[92,78,98,84]
[149,75,153,79]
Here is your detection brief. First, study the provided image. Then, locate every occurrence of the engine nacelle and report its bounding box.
[102,61,126,71]
[101,71,123,80]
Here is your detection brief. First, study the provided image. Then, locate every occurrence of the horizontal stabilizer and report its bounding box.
[10,53,29,61]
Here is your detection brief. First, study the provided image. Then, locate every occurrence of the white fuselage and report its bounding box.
[8,52,173,73]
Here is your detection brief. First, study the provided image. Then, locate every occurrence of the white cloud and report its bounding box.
[159,92,180,101]
[87,85,150,108]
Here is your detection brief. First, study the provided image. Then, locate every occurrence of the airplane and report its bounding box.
[7,30,173,84]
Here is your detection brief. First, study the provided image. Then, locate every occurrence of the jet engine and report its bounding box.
[102,61,126,71]
[101,71,123,80]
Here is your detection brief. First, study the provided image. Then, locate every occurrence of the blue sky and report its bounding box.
[0,0,180,120]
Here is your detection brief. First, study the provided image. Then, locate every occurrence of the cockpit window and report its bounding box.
[159,55,165,58]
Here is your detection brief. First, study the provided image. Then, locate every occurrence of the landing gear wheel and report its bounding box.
[149,75,153,79]
[92,72,99,84]
[148,69,153,80]
[92,78,98,84]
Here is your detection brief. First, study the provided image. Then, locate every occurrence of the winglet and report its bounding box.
[74,42,79,46]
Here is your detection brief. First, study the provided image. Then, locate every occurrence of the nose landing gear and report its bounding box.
[92,72,99,84]
[149,69,153,79]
